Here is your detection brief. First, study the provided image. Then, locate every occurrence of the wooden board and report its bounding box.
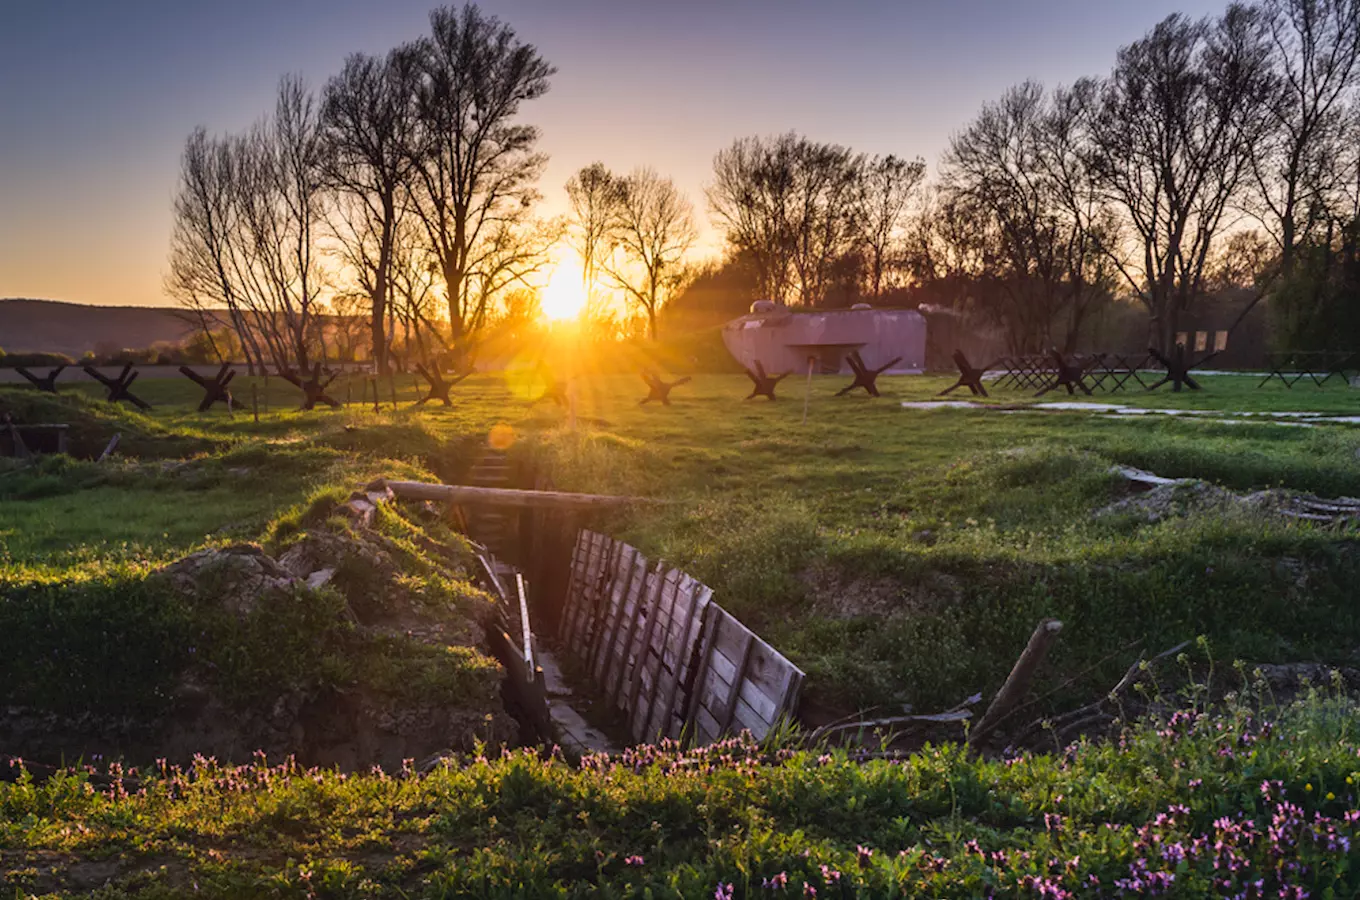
[558,530,802,747]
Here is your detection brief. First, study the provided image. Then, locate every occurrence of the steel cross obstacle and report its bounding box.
[939,350,989,397]
[1145,344,1217,392]
[836,350,902,397]
[1033,349,1094,397]
[277,362,342,410]
[14,365,65,393]
[180,364,236,412]
[414,363,471,406]
[82,363,152,410]
[742,360,791,400]
[639,371,692,406]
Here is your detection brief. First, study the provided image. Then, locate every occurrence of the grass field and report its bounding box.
[5,371,1360,896]
[5,371,1360,715]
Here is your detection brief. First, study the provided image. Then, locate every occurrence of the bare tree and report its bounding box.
[460,216,562,338]
[321,47,421,375]
[597,168,698,341]
[1088,9,1276,351]
[405,4,555,340]
[166,127,266,372]
[856,154,925,299]
[709,134,798,303]
[387,218,446,367]
[709,133,864,306]
[167,77,328,375]
[942,80,1114,352]
[328,291,372,362]
[1248,0,1360,275]
[240,75,328,373]
[565,162,619,307]
[1037,79,1119,351]
[788,139,864,307]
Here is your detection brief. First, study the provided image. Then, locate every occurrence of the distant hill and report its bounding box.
[0,298,198,357]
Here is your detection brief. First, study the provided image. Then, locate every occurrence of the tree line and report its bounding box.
[169,0,1360,372]
[169,5,562,376]
[701,0,1360,355]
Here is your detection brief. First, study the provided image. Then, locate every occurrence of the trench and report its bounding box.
[442,444,806,756]
[454,444,622,755]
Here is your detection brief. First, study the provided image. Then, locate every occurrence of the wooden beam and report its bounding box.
[383,480,651,510]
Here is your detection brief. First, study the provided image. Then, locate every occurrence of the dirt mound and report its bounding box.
[1099,467,1360,527]
[1096,480,1237,523]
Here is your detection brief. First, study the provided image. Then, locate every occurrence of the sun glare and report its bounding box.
[540,259,590,321]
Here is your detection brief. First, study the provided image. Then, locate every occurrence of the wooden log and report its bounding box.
[383,480,653,510]
[969,618,1063,746]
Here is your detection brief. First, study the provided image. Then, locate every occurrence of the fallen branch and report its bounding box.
[968,619,1063,747]
[971,637,1143,740]
[806,693,982,746]
[1012,639,1191,749]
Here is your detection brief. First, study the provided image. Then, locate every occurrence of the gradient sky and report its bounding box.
[0,0,1228,308]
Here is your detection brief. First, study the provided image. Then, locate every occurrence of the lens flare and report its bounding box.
[488,422,516,450]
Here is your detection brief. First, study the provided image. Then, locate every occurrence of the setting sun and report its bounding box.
[540,258,589,321]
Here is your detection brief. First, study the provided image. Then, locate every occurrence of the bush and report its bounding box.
[0,350,76,368]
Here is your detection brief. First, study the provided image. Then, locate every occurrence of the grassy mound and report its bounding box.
[0,388,223,459]
[0,485,512,768]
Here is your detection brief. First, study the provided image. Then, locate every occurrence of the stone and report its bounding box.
[306,567,336,589]
[159,544,297,617]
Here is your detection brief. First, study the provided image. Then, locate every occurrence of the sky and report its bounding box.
[0,0,1228,308]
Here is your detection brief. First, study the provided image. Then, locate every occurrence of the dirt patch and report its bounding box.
[1096,480,1237,523]
[800,562,960,619]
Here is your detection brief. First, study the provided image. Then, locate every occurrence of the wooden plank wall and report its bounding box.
[558,530,804,745]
